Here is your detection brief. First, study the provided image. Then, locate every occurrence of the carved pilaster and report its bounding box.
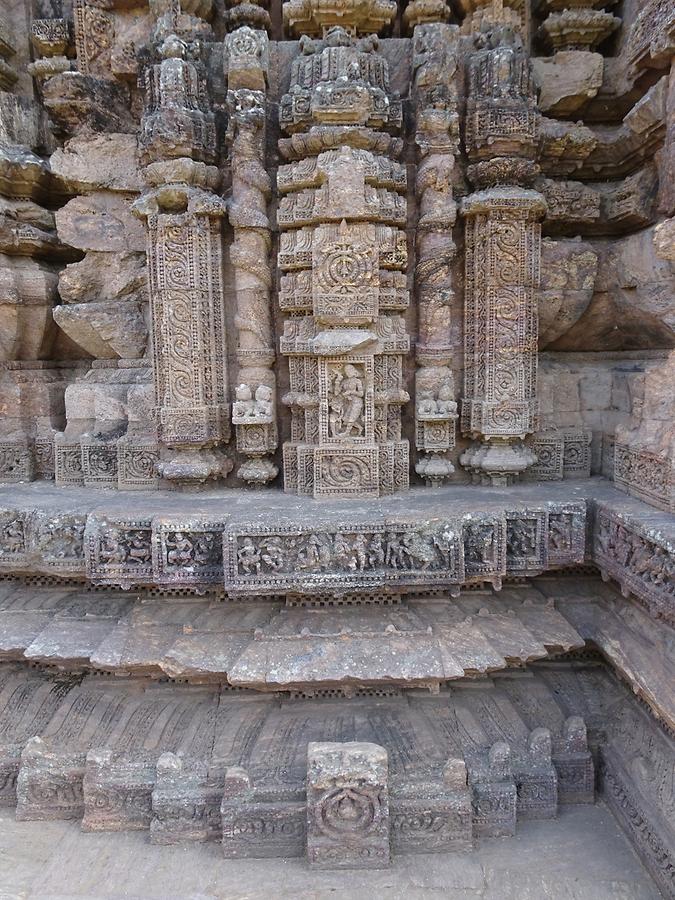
[412,23,460,487]
[73,0,114,77]
[278,11,410,499]
[0,13,17,91]
[226,28,278,485]
[134,31,231,484]
[460,14,545,485]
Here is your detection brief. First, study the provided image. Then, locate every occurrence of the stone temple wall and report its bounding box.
[0,0,671,888]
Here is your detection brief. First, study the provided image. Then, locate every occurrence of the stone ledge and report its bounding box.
[0,479,670,614]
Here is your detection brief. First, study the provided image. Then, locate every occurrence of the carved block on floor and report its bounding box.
[514,728,558,820]
[554,716,595,804]
[390,758,472,854]
[221,766,306,859]
[151,753,222,844]
[307,741,390,869]
[469,742,517,838]
[16,737,85,821]
[82,750,155,832]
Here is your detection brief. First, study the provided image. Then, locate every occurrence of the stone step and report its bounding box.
[0,580,584,687]
[0,659,602,860]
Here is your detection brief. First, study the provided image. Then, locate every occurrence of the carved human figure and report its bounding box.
[300,533,323,568]
[508,520,537,557]
[194,534,217,566]
[254,385,273,418]
[549,518,571,551]
[465,524,494,563]
[127,532,151,565]
[233,384,256,419]
[368,534,385,568]
[353,532,368,571]
[238,537,261,574]
[261,536,284,571]
[330,364,365,438]
[2,521,24,553]
[166,531,195,566]
[333,532,355,570]
[385,531,404,568]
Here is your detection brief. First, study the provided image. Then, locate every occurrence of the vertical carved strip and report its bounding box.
[412,23,459,487]
[460,7,545,485]
[277,4,410,499]
[134,28,232,484]
[226,27,278,485]
[73,0,113,76]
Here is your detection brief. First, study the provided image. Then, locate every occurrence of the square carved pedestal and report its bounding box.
[307,741,390,869]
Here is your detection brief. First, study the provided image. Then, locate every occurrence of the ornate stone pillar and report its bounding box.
[278,6,410,499]
[226,26,278,485]
[412,23,460,487]
[460,14,545,485]
[134,30,232,484]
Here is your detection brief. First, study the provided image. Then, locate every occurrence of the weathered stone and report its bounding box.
[42,73,135,136]
[0,255,58,361]
[58,251,147,306]
[0,0,671,886]
[539,239,597,348]
[532,52,603,116]
[307,742,390,869]
[55,194,146,253]
[50,134,143,194]
[52,301,148,359]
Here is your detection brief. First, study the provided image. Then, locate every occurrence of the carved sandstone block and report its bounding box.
[307,741,390,869]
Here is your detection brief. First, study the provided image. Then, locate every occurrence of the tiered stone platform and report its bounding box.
[0,651,672,894]
[0,479,671,611]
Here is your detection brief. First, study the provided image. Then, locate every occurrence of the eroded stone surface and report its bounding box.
[0,0,671,885]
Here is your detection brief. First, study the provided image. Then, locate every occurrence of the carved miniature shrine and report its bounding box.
[0,0,673,890]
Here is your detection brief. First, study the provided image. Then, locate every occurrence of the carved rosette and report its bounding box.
[412,24,460,487]
[460,22,545,485]
[226,29,278,485]
[277,16,409,499]
[307,742,390,869]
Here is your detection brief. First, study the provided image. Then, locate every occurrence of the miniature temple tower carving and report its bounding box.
[134,20,231,484]
[278,6,410,499]
[460,10,545,485]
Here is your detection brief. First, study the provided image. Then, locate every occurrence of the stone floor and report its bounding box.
[0,804,660,900]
